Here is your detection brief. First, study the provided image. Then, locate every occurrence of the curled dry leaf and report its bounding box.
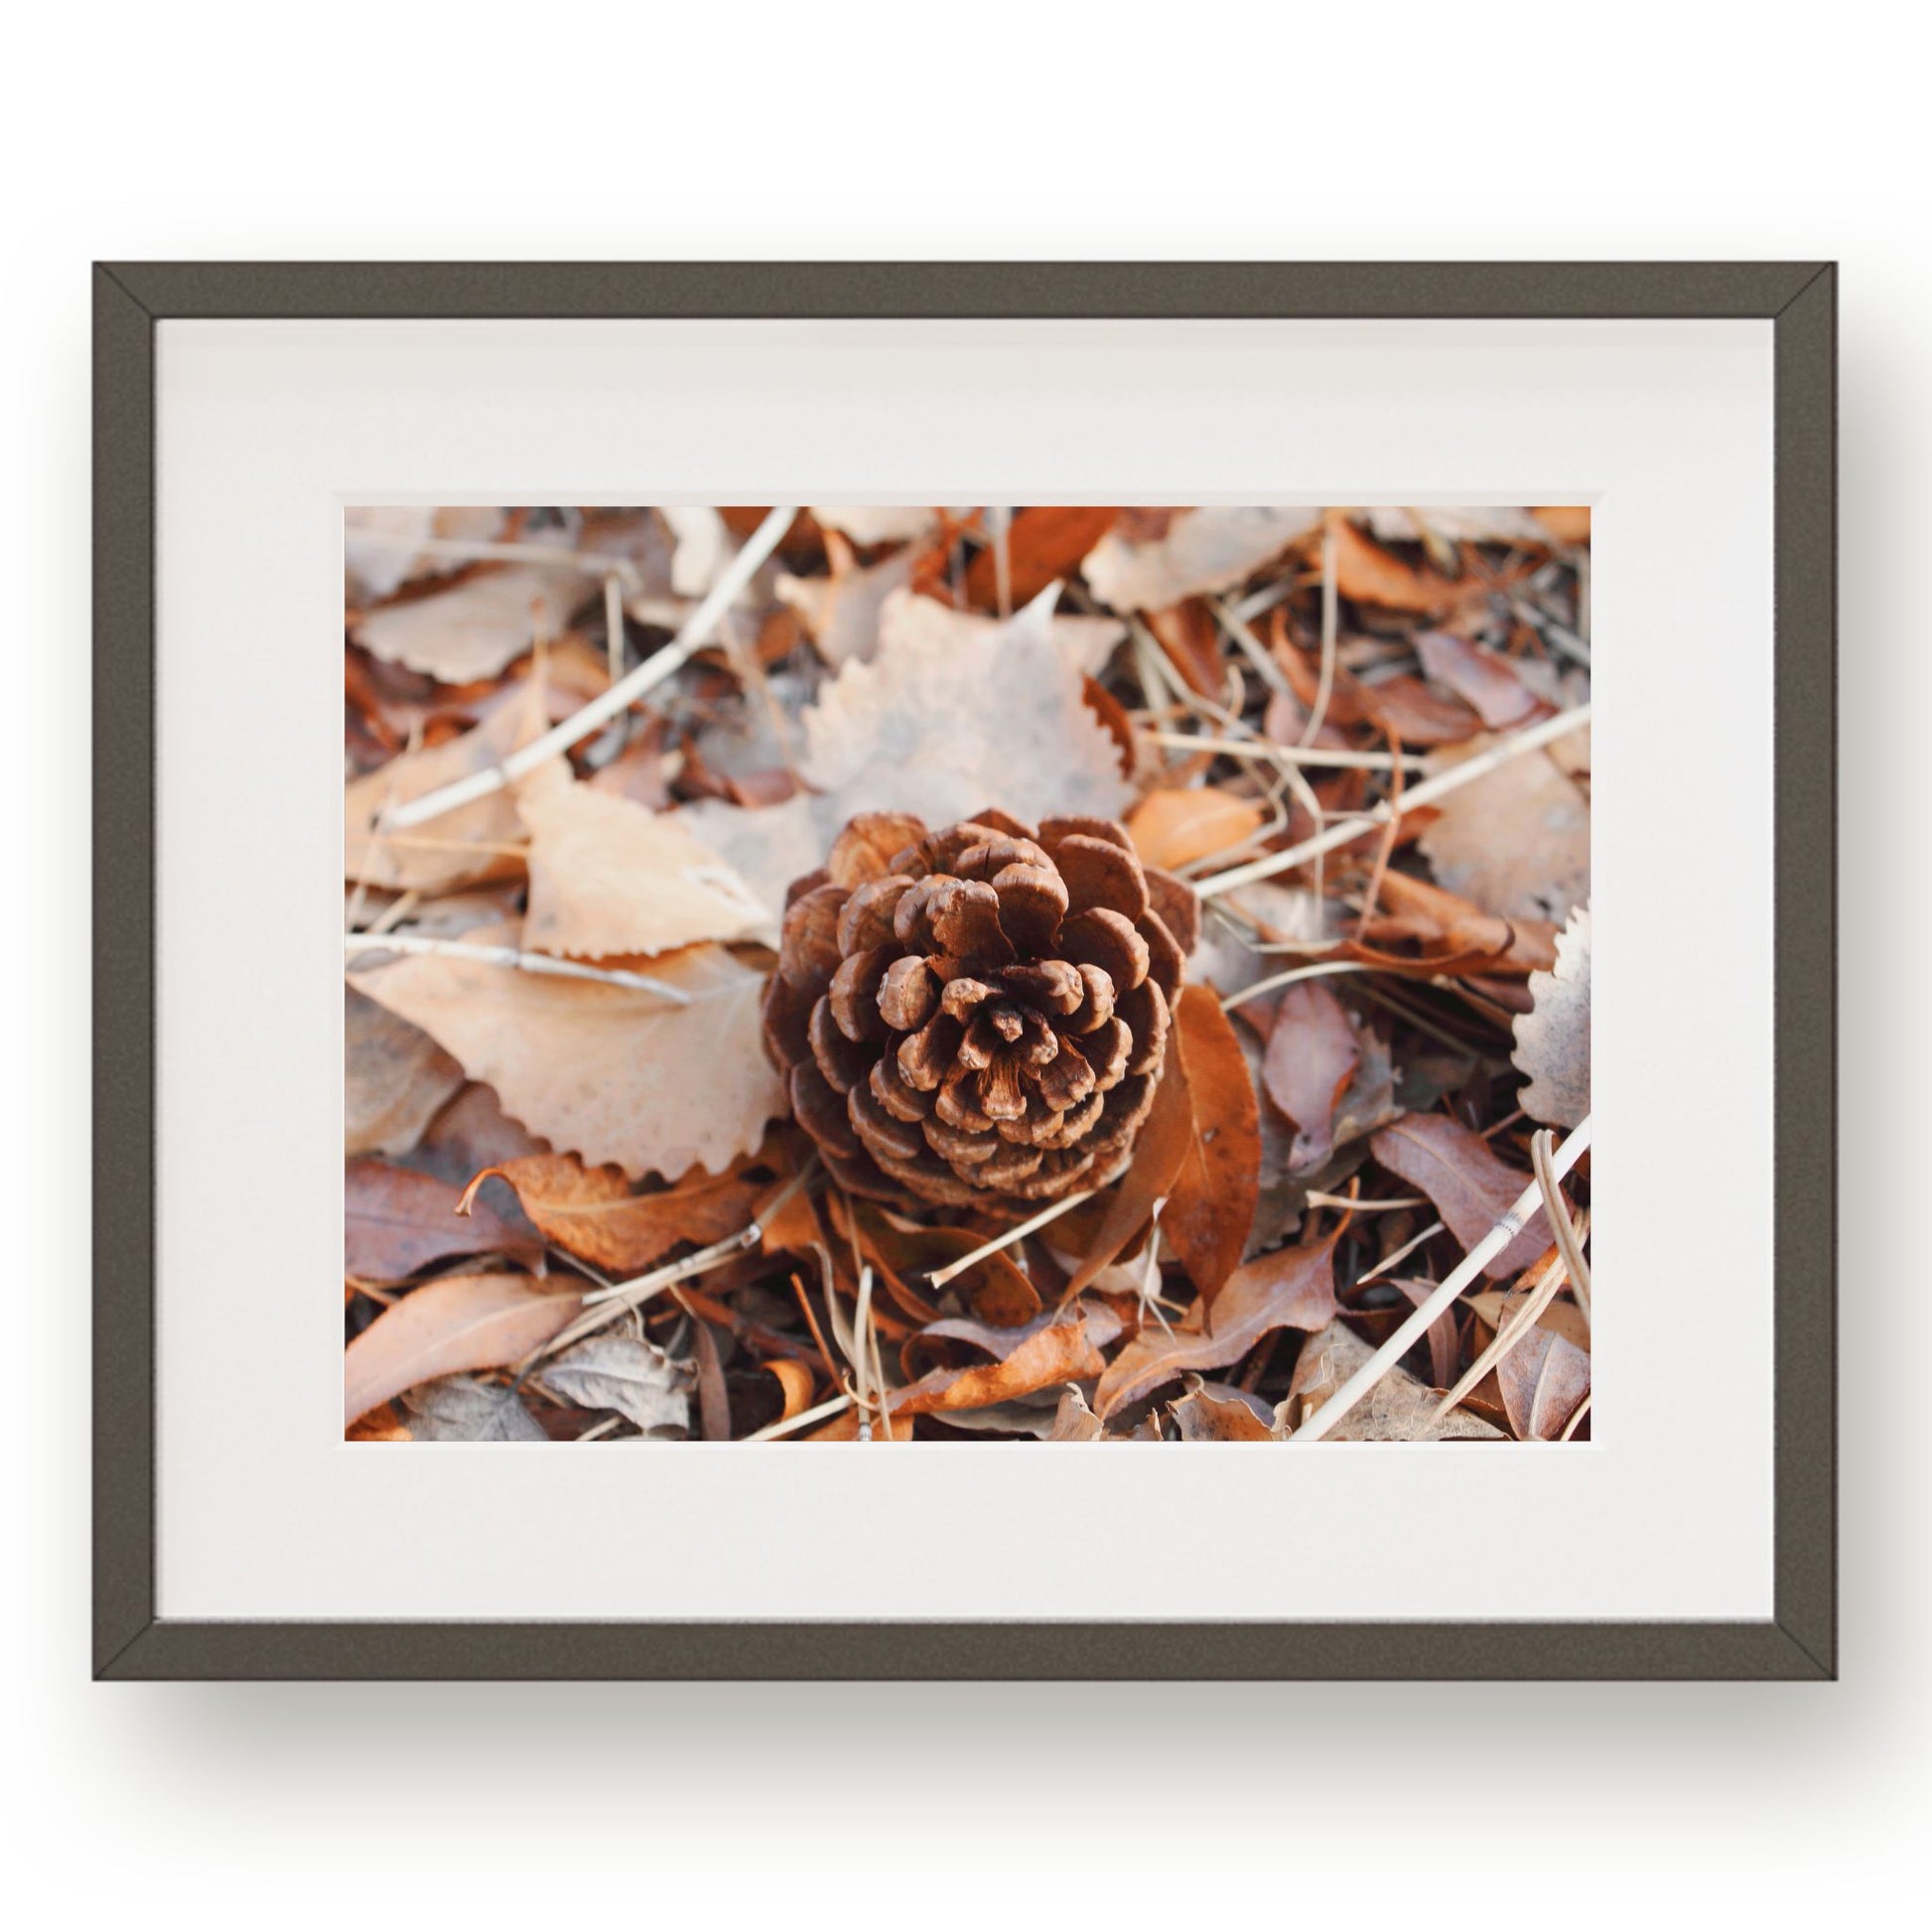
[400,1374,547,1442]
[350,922,785,1180]
[1368,1112,1553,1279]
[1261,979,1361,1175]
[891,1312,1110,1419]
[458,1152,766,1276]
[517,772,768,957]
[345,1274,583,1425]
[352,563,586,685]
[345,1159,542,1282]
[1496,1324,1590,1440]
[1169,1383,1279,1441]
[1093,1232,1337,1419]
[534,1332,694,1434]
[1080,506,1320,611]
[1418,738,1590,923]
[345,987,465,1158]
[1282,1321,1505,1441]
[1414,630,1550,731]
[1328,516,1471,615]
[1164,986,1262,1302]
[1127,787,1266,870]
[1512,903,1591,1129]
[964,506,1121,610]
[345,679,550,894]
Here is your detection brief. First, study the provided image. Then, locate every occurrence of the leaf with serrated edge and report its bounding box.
[1512,904,1590,1128]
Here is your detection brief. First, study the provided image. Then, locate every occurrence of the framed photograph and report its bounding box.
[95,262,1835,1679]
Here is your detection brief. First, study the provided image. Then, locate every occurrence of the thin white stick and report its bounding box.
[603,572,625,685]
[384,505,796,829]
[1143,730,1426,771]
[924,1188,1099,1290]
[344,931,691,1002]
[1220,959,1382,1012]
[1290,1115,1591,1443]
[578,1227,762,1306]
[1531,1128,1592,1329]
[1302,514,1338,745]
[745,1392,854,1443]
[1196,702,1591,899]
[1355,1219,1445,1287]
[1211,599,1295,701]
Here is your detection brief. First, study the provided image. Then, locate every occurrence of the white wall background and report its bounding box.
[3,3,1920,1921]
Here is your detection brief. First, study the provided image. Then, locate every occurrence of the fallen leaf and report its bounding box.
[345,1160,541,1282]
[1080,506,1319,610]
[1532,506,1591,545]
[776,531,922,667]
[345,1274,582,1424]
[1414,630,1550,730]
[903,1300,1125,1381]
[518,774,769,957]
[1169,1383,1278,1441]
[1419,740,1590,923]
[808,505,939,546]
[1282,1320,1505,1441]
[1046,1386,1105,1441]
[1093,1233,1337,1418]
[661,506,730,596]
[795,583,1133,827]
[345,987,465,1158]
[458,1153,765,1275]
[1512,903,1590,1128]
[1145,600,1225,696]
[1127,787,1265,870]
[345,505,507,604]
[534,1332,694,1434]
[402,1081,551,1191]
[352,563,585,684]
[1328,517,1469,615]
[672,791,826,932]
[1496,1324,1590,1440]
[399,1374,547,1442]
[345,680,550,893]
[1368,1113,1553,1278]
[350,923,785,1179]
[1466,1289,1592,1356]
[1262,980,1361,1174]
[1362,506,1553,547]
[1165,986,1262,1301]
[893,1313,1109,1418]
[965,506,1121,610]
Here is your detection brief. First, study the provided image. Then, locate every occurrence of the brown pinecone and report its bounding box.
[760,808,1198,1212]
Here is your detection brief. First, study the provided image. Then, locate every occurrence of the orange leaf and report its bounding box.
[1165,986,1261,1302]
[964,506,1121,610]
[1127,787,1265,870]
[1329,516,1467,615]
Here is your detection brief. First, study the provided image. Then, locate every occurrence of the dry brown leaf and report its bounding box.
[352,563,585,684]
[795,584,1133,828]
[1369,1113,1553,1278]
[1496,1324,1590,1440]
[1262,980,1361,1175]
[1169,1383,1279,1441]
[1414,630,1550,731]
[1512,903,1590,1129]
[345,987,465,1158]
[345,680,550,893]
[1419,739,1589,923]
[892,1314,1109,1419]
[1080,506,1319,611]
[1165,986,1262,1302]
[964,506,1121,610]
[534,1332,693,1434]
[517,773,768,957]
[1093,1232,1337,1419]
[350,922,785,1179]
[345,1274,582,1425]
[345,1159,541,1282]
[458,1153,765,1276]
[1283,1321,1505,1441]
[345,505,508,604]
[1328,517,1470,615]
[399,1374,547,1442]
[1466,1289,1592,1356]
[776,532,922,667]
[1127,787,1265,870]
[1045,1386,1106,1441]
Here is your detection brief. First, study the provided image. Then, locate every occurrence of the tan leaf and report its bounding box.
[1261,980,1361,1175]
[349,923,785,1179]
[661,506,730,596]
[1080,506,1319,611]
[534,1332,693,1434]
[1512,903,1590,1129]
[1045,1386,1106,1441]
[345,681,550,893]
[808,505,940,546]
[459,1153,765,1275]
[1165,986,1262,1302]
[399,1374,547,1442]
[1369,1113,1553,1279]
[345,1159,541,1283]
[796,584,1132,827]
[1418,739,1590,923]
[1362,506,1553,547]
[1169,1383,1279,1441]
[1282,1321,1505,1441]
[1093,1233,1337,1418]
[1531,506,1591,545]
[1127,787,1265,870]
[345,1274,582,1425]
[1328,516,1470,614]
[1496,1324,1590,1440]
[345,505,507,605]
[345,987,465,1158]
[352,563,585,684]
[518,776,768,957]
[776,532,921,667]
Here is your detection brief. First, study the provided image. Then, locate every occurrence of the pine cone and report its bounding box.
[760,808,1198,1212]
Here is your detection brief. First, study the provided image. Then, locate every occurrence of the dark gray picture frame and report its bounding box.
[93,262,1836,1681]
